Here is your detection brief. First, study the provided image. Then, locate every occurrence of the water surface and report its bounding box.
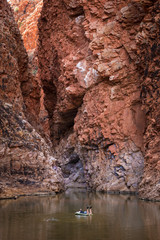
[0,190,160,240]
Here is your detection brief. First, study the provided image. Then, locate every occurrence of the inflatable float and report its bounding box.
[75,211,93,216]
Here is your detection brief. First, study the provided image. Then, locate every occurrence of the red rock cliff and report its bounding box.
[0,0,63,198]
[136,1,160,200]
[38,0,160,200]
[9,0,50,139]
[1,0,160,200]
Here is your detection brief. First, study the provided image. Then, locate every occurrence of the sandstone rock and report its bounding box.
[73,59,99,88]
[9,0,43,52]
[9,0,50,138]
[117,3,145,26]
[37,0,158,199]
[104,1,116,18]
[136,0,160,201]
[0,0,64,198]
[4,0,160,201]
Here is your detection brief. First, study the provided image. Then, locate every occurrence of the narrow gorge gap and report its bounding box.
[8,0,87,190]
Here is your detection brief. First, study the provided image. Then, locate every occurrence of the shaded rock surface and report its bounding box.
[0,0,64,198]
[38,0,160,200]
[136,1,160,200]
[9,0,49,137]
[10,0,51,140]
[54,132,87,190]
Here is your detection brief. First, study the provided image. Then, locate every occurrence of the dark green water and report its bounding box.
[0,190,160,240]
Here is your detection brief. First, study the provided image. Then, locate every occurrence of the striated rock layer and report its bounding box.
[38,0,160,200]
[0,0,64,198]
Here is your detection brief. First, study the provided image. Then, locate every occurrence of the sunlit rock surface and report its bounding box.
[0,0,64,198]
[9,0,43,52]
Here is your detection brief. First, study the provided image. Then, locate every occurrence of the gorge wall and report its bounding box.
[0,0,63,198]
[9,0,51,139]
[1,0,160,201]
[38,0,160,200]
[136,0,160,200]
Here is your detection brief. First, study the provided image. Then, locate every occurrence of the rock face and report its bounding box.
[136,1,160,200]
[38,0,160,200]
[1,0,160,201]
[9,0,43,52]
[9,0,50,139]
[0,0,63,198]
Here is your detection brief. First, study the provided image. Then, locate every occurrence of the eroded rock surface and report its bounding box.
[38,0,159,200]
[9,0,51,139]
[9,0,43,52]
[8,0,51,141]
[136,1,160,200]
[0,0,64,198]
[1,0,160,200]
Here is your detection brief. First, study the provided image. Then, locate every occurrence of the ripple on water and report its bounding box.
[45,218,59,222]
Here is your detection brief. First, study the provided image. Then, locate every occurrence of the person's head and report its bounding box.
[87,206,89,209]
[90,206,92,209]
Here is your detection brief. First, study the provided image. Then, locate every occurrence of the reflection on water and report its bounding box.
[0,190,160,240]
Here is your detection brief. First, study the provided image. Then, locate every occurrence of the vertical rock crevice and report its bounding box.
[38,0,159,199]
[0,0,64,198]
[38,0,88,145]
[9,0,45,133]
